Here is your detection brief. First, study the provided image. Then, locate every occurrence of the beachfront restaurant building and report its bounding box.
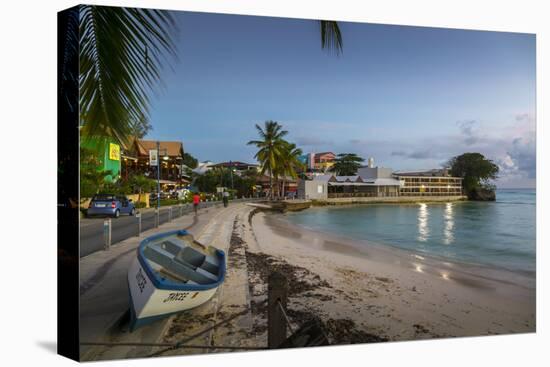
[298,165,464,200]
[298,173,402,200]
[392,169,463,196]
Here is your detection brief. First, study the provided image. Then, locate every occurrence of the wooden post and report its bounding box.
[268,272,288,348]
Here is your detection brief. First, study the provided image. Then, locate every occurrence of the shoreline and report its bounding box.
[271,208,536,283]
[249,210,535,340]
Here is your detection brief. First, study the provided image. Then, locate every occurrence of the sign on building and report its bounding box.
[109,143,120,161]
[149,149,158,166]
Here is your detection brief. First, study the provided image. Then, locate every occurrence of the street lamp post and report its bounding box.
[157,141,160,210]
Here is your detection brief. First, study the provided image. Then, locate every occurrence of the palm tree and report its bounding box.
[277,142,304,198]
[247,121,288,199]
[78,5,178,144]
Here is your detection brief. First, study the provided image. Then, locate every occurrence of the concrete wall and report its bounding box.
[357,167,393,179]
[298,180,328,200]
[321,195,467,205]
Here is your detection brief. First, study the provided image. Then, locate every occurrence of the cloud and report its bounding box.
[295,136,333,146]
[456,120,479,146]
[390,150,407,157]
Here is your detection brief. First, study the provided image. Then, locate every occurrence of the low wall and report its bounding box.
[319,195,468,205]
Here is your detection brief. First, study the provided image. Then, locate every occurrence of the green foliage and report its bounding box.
[194,168,257,197]
[80,147,113,198]
[247,120,289,198]
[183,152,198,169]
[320,21,343,55]
[79,5,178,144]
[330,153,365,176]
[134,201,147,209]
[448,153,499,196]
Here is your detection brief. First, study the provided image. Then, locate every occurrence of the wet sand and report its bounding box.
[248,211,535,341]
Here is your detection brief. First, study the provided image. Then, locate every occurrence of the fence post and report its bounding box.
[179,204,183,217]
[155,208,159,228]
[103,219,111,250]
[268,272,288,348]
[168,206,172,222]
[136,212,141,236]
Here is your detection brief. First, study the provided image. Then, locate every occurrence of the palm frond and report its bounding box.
[320,20,343,55]
[79,5,178,144]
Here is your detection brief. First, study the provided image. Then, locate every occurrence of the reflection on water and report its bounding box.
[417,203,429,242]
[443,203,455,245]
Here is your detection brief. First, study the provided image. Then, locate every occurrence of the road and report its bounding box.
[79,202,220,257]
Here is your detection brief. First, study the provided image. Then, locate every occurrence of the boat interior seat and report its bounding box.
[175,247,206,268]
[144,244,218,285]
[161,239,220,276]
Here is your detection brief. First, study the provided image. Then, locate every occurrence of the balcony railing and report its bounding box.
[327,192,398,198]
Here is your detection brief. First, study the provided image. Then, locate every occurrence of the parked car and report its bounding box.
[87,194,136,218]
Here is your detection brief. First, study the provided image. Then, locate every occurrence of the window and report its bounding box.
[317,185,324,194]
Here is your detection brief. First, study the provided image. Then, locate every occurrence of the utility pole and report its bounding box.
[230,160,234,190]
[157,141,160,210]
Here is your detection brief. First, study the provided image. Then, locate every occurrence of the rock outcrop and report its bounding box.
[468,187,496,201]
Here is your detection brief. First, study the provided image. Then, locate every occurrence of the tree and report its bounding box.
[276,142,304,197]
[247,121,289,198]
[447,153,499,198]
[182,152,199,169]
[330,153,365,176]
[79,147,113,198]
[78,6,178,144]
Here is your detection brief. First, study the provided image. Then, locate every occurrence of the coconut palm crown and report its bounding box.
[247,121,289,198]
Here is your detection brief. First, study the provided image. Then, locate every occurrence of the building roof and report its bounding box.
[311,174,336,182]
[392,169,449,177]
[314,151,335,157]
[335,176,363,182]
[211,161,259,168]
[329,178,401,186]
[136,140,184,157]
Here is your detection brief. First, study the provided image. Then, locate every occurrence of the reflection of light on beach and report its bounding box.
[443,203,454,245]
[441,271,450,280]
[413,254,425,260]
[414,263,424,273]
[417,203,429,242]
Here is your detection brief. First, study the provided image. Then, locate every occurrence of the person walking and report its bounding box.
[193,193,200,215]
[222,190,229,208]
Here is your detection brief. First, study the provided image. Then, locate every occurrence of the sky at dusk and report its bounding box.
[146,11,536,188]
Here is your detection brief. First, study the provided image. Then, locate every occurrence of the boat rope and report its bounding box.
[80,341,267,351]
[147,299,268,357]
[277,300,295,334]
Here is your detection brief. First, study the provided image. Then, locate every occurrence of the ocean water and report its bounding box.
[283,189,536,274]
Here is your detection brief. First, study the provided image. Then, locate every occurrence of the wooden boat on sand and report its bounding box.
[127,229,225,331]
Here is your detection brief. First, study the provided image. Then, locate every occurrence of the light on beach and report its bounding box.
[441,272,450,280]
[414,263,424,273]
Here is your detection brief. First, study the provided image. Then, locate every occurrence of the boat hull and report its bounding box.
[128,257,219,330]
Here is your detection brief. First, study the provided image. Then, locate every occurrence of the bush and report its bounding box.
[134,201,147,209]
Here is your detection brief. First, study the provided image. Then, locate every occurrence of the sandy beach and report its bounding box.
[243,208,535,342]
[80,202,536,360]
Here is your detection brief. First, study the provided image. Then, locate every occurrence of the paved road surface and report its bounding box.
[79,199,262,258]
[79,203,218,257]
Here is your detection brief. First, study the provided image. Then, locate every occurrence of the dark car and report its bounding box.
[87,194,136,218]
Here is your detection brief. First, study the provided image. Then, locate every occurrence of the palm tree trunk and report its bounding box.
[269,170,273,199]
